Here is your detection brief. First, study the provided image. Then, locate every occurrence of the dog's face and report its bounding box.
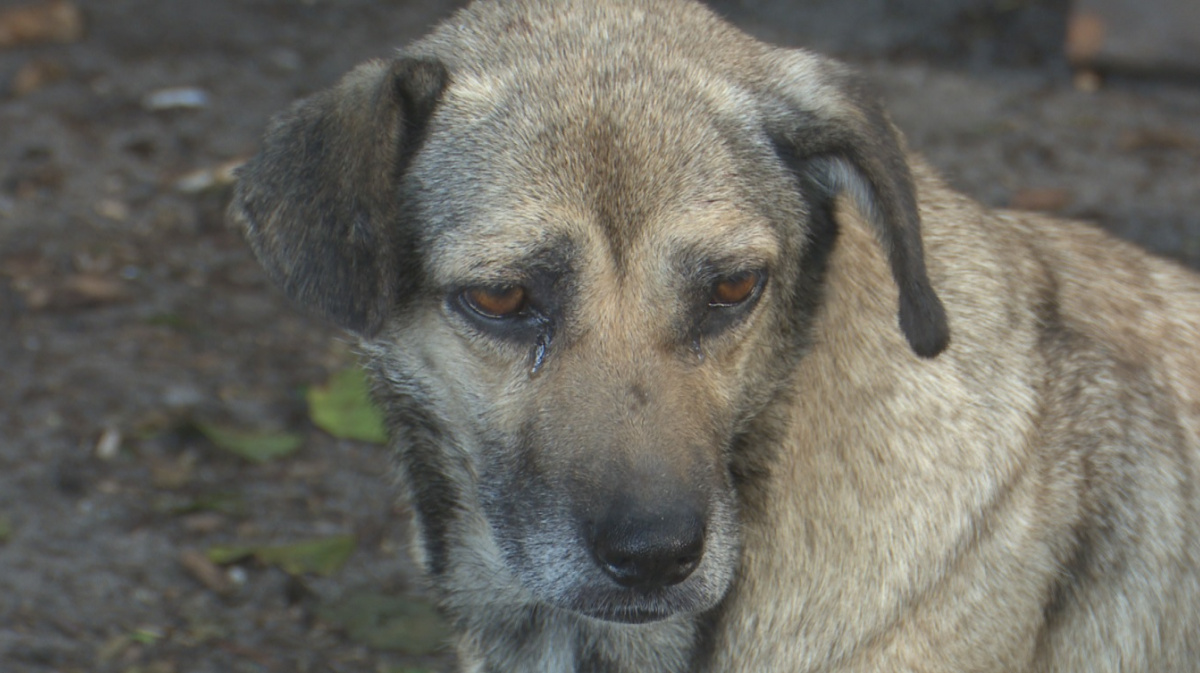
[385,68,799,623]
[230,0,949,625]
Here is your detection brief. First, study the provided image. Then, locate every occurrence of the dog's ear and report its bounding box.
[761,52,950,358]
[228,57,449,337]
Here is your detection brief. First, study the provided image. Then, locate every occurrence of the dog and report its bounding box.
[228,0,1200,670]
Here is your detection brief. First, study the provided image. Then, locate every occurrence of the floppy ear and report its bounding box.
[762,51,950,358]
[228,57,449,337]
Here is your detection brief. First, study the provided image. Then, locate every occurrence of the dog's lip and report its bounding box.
[568,590,687,624]
[578,604,675,624]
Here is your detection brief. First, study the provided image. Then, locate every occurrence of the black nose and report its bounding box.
[591,507,705,591]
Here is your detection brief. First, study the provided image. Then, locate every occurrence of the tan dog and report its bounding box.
[229,0,1200,670]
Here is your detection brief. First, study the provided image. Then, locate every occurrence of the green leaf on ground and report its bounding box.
[0,513,12,543]
[206,535,356,577]
[144,312,192,330]
[306,368,387,444]
[256,535,357,576]
[205,544,255,566]
[129,627,163,644]
[155,491,246,517]
[196,421,304,463]
[318,590,450,655]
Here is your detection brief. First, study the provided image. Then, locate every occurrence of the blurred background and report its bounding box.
[1,1,1197,671]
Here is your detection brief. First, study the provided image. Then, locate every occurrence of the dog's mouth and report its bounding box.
[578,604,675,624]
[559,579,719,625]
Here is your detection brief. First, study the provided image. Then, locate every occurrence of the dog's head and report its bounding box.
[229,0,948,625]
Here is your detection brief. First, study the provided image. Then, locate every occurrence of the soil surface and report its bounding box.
[2,2,1199,672]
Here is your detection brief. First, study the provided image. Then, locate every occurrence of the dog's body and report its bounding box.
[229,0,1200,670]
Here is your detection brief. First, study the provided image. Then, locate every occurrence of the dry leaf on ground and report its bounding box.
[0,0,83,48]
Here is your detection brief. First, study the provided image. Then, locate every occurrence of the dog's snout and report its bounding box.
[591,505,706,591]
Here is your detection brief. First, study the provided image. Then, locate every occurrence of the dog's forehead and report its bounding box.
[423,198,778,285]
[418,148,779,286]
[401,0,803,284]
[419,70,780,282]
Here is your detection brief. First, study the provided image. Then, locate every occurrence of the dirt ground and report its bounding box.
[1,1,1198,672]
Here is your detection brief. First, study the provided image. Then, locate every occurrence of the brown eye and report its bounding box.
[710,271,760,307]
[463,286,528,318]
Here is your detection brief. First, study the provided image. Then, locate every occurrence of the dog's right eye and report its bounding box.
[709,271,760,307]
[708,270,764,308]
[461,286,528,319]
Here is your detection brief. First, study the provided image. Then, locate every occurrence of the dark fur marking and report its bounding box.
[477,422,558,576]
[629,383,650,410]
[1040,521,1093,635]
[1031,286,1163,644]
[585,112,641,274]
[1030,285,1096,637]
[471,604,553,673]
[378,385,461,578]
[724,178,839,522]
[574,645,615,673]
[392,58,451,173]
[791,177,841,341]
[761,144,842,369]
[686,601,725,671]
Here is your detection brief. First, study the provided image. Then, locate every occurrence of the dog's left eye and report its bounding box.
[462,285,529,319]
[709,271,762,307]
